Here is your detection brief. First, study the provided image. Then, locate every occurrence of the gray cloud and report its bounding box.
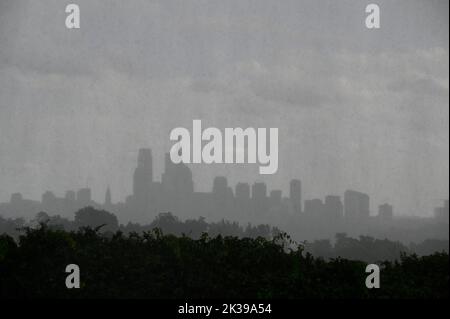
[0,0,448,217]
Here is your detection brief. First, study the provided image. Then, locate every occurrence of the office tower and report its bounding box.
[213,176,228,195]
[65,190,76,202]
[63,190,77,216]
[344,190,370,220]
[133,148,153,201]
[324,195,343,219]
[42,191,56,207]
[378,203,393,221]
[252,182,267,215]
[270,190,282,207]
[162,153,194,195]
[212,176,234,216]
[304,198,324,217]
[161,152,194,217]
[235,182,251,220]
[235,182,250,201]
[132,148,153,217]
[290,179,302,213]
[10,193,23,204]
[252,182,267,201]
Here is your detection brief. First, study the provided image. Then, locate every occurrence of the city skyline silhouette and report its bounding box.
[1,148,448,244]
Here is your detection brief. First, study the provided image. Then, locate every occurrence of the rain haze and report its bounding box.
[0,0,448,219]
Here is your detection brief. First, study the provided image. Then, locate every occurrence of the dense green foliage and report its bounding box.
[0,224,447,299]
[2,208,448,263]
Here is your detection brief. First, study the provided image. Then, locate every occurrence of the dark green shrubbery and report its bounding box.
[0,225,448,299]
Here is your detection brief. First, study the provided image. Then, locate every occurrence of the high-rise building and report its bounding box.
[252,182,267,201]
[378,203,393,221]
[235,182,251,220]
[161,152,194,217]
[269,190,282,207]
[304,199,324,217]
[42,191,56,207]
[10,193,23,204]
[252,182,267,215]
[162,153,194,195]
[324,195,343,219]
[213,176,228,195]
[290,179,302,214]
[235,183,250,200]
[132,148,154,217]
[212,176,233,216]
[133,148,153,201]
[344,190,370,220]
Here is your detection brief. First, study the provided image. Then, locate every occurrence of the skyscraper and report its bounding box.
[235,182,251,220]
[161,152,194,218]
[213,176,228,195]
[324,195,343,219]
[133,148,153,201]
[290,179,302,214]
[304,199,324,217]
[269,190,282,207]
[378,203,393,221]
[252,182,267,201]
[162,152,194,195]
[344,190,370,220]
[235,182,250,201]
[10,193,23,204]
[252,182,267,216]
[42,191,56,208]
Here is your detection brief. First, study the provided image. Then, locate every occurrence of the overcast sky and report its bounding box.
[0,0,448,216]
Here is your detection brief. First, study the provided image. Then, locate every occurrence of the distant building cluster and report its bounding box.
[0,149,448,231]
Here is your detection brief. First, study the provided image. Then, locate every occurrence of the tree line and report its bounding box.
[0,207,448,262]
[0,223,447,298]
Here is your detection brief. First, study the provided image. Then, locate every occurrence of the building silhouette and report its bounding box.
[235,182,250,201]
[290,179,302,214]
[2,147,448,243]
[324,195,343,220]
[133,148,153,215]
[378,203,393,222]
[270,190,282,207]
[344,190,370,221]
[304,199,324,217]
[252,182,268,216]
